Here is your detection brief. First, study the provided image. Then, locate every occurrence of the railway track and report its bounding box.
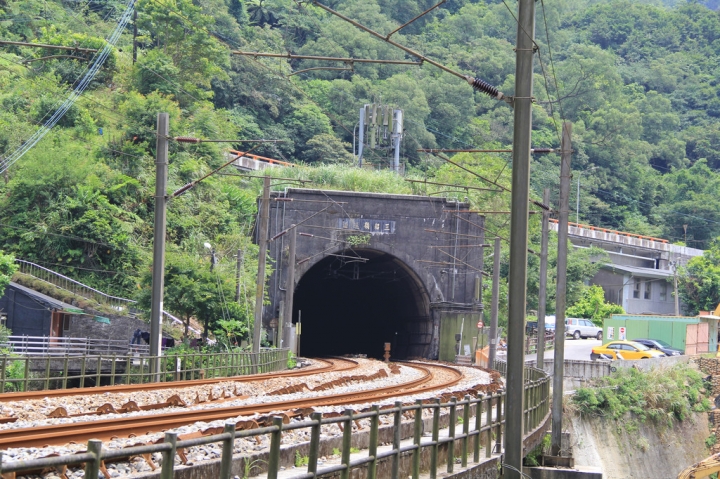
[0,361,464,449]
[0,357,358,402]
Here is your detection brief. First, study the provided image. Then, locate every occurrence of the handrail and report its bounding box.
[14,259,136,309]
[13,259,201,334]
[549,219,669,244]
[0,361,550,478]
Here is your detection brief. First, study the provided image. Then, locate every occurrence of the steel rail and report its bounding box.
[0,357,357,401]
[0,363,462,449]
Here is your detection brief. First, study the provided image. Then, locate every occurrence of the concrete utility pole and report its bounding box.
[253,176,271,353]
[505,0,536,476]
[536,188,550,365]
[150,113,169,378]
[282,225,297,349]
[489,237,501,367]
[551,122,572,456]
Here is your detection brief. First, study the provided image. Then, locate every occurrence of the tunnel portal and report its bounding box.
[293,249,427,359]
[261,188,485,361]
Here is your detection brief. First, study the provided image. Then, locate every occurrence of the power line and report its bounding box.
[0,0,136,174]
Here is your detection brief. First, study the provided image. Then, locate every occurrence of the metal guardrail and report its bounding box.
[0,348,290,392]
[15,259,136,311]
[0,362,550,478]
[2,335,147,356]
[14,259,202,334]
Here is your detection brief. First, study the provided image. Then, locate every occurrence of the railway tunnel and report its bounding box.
[262,188,485,362]
[293,248,430,359]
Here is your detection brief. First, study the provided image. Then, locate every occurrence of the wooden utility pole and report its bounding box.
[505,0,536,476]
[536,188,550,365]
[551,122,572,456]
[253,176,271,353]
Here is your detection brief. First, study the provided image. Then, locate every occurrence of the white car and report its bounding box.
[565,318,603,340]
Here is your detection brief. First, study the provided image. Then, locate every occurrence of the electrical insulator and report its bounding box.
[531,148,553,154]
[174,136,201,143]
[465,76,504,100]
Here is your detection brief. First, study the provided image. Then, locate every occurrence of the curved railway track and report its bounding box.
[0,362,464,449]
[0,357,359,401]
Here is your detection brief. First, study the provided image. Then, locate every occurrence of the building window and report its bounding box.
[644,281,651,300]
[659,282,667,301]
[633,279,641,299]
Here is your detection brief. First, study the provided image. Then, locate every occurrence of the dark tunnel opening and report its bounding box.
[293,249,430,359]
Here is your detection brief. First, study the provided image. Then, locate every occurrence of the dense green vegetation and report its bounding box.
[571,363,711,432]
[2,0,720,335]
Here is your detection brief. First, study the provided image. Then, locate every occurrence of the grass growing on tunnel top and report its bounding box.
[570,363,710,428]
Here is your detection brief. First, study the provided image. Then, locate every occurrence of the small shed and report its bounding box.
[0,282,79,337]
[604,314,719,354]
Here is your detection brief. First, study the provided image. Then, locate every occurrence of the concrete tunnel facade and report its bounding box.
[260,188,486,361]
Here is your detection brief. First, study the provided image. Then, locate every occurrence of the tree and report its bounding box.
[0,251,17,297]
[566,285,625,324]
[678,238,720,315]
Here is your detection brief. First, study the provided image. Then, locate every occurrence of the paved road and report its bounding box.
[498,337,603,362]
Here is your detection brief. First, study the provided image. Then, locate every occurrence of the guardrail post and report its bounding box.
[430,398,440,479]
[392,401,402,479]
[474,394,482,462]
[485,395,492,458]
[96,356,102,387]
[44,356,51,390]
[462,395,470,467]
[340,409,353,479]
[85,439,103,479]
[367,405,379,479]
[268,416,284,479]
[161,431,177,479]
[23,357,29,392]
[0,357,5,393]
[63,354,69,389]
[80,355,87,388]
[308,412,323,476]
[495,393,503,453]
[110,354,117,386]
[126,353,132,384]
[219,423,236,479]
[447,397,457,473]
[412,400,422,479]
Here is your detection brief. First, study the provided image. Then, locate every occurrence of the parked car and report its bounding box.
[526,318,556,335]
[565,318,603,340]
[632,338,683,356]
[591,340,665,360]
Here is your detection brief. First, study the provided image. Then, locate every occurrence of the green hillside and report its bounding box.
[1,0,719,336]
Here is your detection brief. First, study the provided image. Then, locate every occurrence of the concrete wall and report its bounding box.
[64,309,150,343]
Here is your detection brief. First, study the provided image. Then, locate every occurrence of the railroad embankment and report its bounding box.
[566,360,713,479]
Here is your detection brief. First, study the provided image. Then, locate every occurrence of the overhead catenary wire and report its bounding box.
[311,1,509,103]
[0,0,136,174]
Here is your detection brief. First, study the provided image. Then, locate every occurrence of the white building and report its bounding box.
[550,221,704,315]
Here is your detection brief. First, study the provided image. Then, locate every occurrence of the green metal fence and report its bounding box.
[0,363,551,479]
[0,348,291,392]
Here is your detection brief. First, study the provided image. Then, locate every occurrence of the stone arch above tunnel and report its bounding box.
[261,188,485,360]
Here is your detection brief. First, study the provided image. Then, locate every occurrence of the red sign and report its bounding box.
[477,321,484,329]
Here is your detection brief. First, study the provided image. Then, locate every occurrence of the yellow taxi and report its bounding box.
[590,340,666,360]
